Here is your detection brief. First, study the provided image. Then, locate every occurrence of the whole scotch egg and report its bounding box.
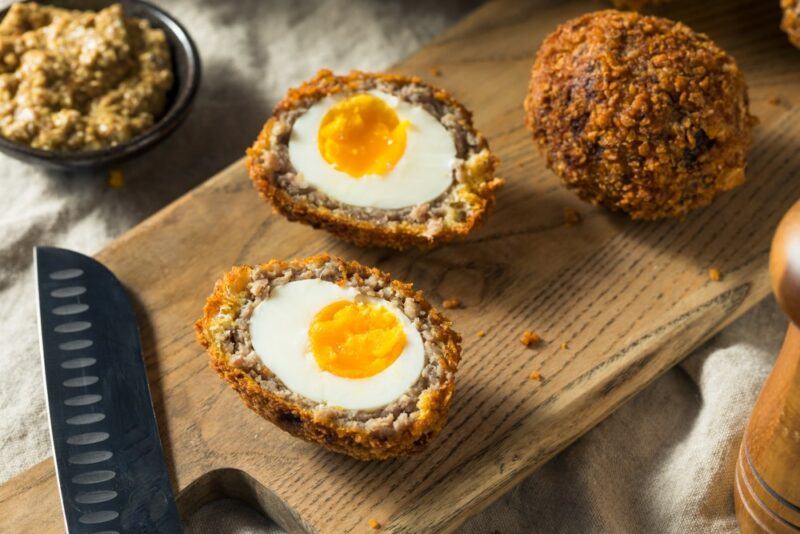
[195,255,461,460]
[246,70,503,250]
[525,10,755,220]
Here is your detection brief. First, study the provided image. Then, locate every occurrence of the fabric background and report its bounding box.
[0,1,786,532]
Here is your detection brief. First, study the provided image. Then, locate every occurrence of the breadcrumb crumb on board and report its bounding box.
[563,207,581,226]
[476,330,486,338]
[709,267,722,281]
[520,330,542,347]
[529,371,543,381]
[368,518,381,529]
[442,298,461,309]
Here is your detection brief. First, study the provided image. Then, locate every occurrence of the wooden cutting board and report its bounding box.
[2,0,800,532]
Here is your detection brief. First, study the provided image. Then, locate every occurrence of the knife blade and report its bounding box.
[34,246,182,533]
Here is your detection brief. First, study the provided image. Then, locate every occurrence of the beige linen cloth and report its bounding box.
[0,1,787,532]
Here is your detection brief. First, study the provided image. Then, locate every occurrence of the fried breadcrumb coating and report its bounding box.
[783,0,800,48]
[525,10,755,220]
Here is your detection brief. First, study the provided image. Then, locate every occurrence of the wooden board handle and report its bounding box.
[735,199,800,533]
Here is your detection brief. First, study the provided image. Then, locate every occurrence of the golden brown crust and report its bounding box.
[525,10,755,220]
[195,254,461,460]
[246,69,503,250]
[783,0,800,48]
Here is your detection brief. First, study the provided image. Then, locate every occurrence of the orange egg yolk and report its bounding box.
[308,300,406,379]
[317,94,408,178]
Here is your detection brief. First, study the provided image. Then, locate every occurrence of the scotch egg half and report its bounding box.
[196,255,461,460]
[246,70,503,250]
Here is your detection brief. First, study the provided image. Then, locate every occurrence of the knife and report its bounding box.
[34,246,182,533]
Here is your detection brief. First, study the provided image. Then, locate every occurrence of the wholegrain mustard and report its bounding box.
[0,2,173,151]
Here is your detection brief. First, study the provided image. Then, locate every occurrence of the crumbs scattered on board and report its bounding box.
[560,341,569,350]
[708,267,722,282]
[368,518,381,530]
[476,330,486,338]
[520,330,543,347]
[108,168,124,189]
[564,207,581,226]
[429,67,441,77]
[442,298,461,310]
[529,370,543,381]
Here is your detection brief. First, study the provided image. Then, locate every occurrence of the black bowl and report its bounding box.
[0,0,201,171]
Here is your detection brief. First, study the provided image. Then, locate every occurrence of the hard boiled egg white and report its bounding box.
[248,279,425,410]
[288,90,457,210]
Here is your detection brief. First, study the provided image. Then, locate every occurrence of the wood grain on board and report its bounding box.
[2,0,800,532]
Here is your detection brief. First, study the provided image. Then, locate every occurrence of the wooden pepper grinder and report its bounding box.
[734,200,800,532]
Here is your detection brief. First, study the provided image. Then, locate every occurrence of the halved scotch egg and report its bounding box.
[195,254,461,460]
[246,70,503,250]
